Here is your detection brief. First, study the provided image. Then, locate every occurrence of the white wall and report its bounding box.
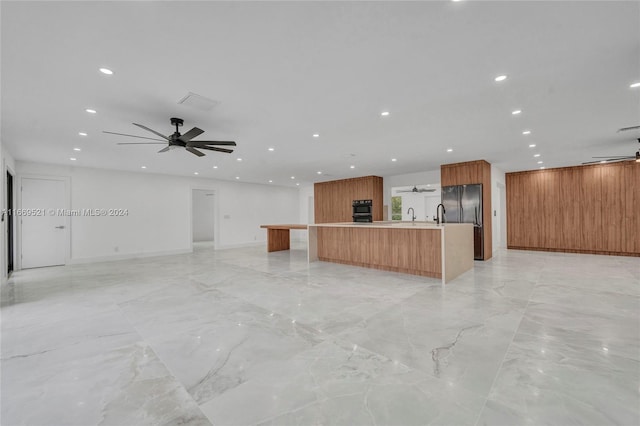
[390,188,441,222]
[192,189,215,242]
[383,169,441,220]
[491,165,506,251]
[15,161,300,264]
[295,184,314,242]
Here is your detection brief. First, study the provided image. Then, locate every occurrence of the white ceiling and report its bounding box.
[2,1,639,187]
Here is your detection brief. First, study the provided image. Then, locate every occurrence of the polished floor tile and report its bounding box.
[1,244,639,425]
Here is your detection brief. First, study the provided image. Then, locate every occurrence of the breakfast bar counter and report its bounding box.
[307,222,474,284]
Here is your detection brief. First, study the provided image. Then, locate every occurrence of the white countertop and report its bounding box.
[308,221,473,230]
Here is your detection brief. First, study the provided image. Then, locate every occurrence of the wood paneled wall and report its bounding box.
[441,160,492,260]
[314,176,383,223]
[506,161,639,256]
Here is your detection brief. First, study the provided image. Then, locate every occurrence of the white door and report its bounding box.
[21,178,67,268]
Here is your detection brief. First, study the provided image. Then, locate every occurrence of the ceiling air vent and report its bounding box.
[178,92,219,111]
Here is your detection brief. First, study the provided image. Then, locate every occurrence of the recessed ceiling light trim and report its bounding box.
[522,130,531,135]
[512,110,522,115]
[630,82,640,88]
[380,111,390,116]
[78,132,87,136]
[99,68,113,75]
[85,109,96,114]
[494,75,507,82]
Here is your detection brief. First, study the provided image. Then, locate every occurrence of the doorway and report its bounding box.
[20,177,69,269]
[192,189,215,247]
[6,171,14,274]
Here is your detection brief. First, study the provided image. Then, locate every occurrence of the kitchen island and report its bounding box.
[308,222,474,284]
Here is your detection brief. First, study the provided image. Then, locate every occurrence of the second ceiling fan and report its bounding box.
[104,117,236,157]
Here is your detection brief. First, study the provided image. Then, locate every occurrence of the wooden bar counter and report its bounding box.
[308,222,473,284]
[260,224,308,252]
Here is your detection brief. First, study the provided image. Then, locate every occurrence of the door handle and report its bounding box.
[55,226,65,229]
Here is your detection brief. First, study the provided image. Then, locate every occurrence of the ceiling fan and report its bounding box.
[582,137,640,165]
[397,185,436,193]
[104,117,236,157]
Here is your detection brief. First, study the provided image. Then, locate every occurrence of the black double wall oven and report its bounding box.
[352,199,373,222]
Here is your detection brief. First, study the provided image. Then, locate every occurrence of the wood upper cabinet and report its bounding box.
[506,161,638,256]
[314,176,383,223]
[441,160,492,260]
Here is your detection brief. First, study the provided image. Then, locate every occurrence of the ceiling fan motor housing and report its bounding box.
[170,117,184,127]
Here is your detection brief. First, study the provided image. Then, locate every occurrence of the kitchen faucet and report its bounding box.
[436,203,446,225]
[407,207,416,222]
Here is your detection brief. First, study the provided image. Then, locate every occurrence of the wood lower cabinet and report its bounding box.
[506,161,639,257]
[316,226,442,278]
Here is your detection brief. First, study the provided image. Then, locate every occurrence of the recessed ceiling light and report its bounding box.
[236,158,242,162]
[630,82,640,88]
[391,158,397,162]
[447,148,453,152]
[529,144,536,148]
[73,148,81,151]
[534,154,540,157]
[268,147,274,151]
[99,68,113,75]
[290,176,295,179]
[141,166,147,169]
[380,111,390,116]
[317,171,322,175]
[600,160,607,163]
[522,130,531,135]
[312,134,319,138]
[78,132,87,136]
[540,166,545,169]
[494,75,507,82]
[296,183,300,186]
[194,172,199,175]
[350,165,355,169]
[85,109,96,114]
[537,161,543,164]
[213,166,218,169]
[70,157,76,161]
[235,176,240,180]
[512,110,522,115]
[268,180,273,183]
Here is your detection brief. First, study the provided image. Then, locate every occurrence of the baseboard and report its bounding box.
[507,246,640,258]
[68,248,193,265]
[216,241,264,250]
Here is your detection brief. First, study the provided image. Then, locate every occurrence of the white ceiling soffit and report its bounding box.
[1,1,639,187]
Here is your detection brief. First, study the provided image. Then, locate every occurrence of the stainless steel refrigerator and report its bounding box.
[442,184,483,260]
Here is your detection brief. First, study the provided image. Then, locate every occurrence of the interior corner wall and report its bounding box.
[14,161,300,264]
[491,165,506,250]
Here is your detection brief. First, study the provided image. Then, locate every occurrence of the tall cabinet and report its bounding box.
[441,160,492,260]
[314,176,383,223]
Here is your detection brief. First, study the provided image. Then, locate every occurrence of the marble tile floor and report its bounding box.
[1,242,638,426]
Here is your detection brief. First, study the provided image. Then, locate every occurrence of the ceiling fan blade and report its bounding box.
[133,123,169,140]
[117,142,166,145]
[582,157,633,164]
[178,127,204,143]
[617,125,640,133]
[186,141,236,146]
[103,131,166,141]
[186,146,205,157]
[195,145,234,154]
[158,146,171,153]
